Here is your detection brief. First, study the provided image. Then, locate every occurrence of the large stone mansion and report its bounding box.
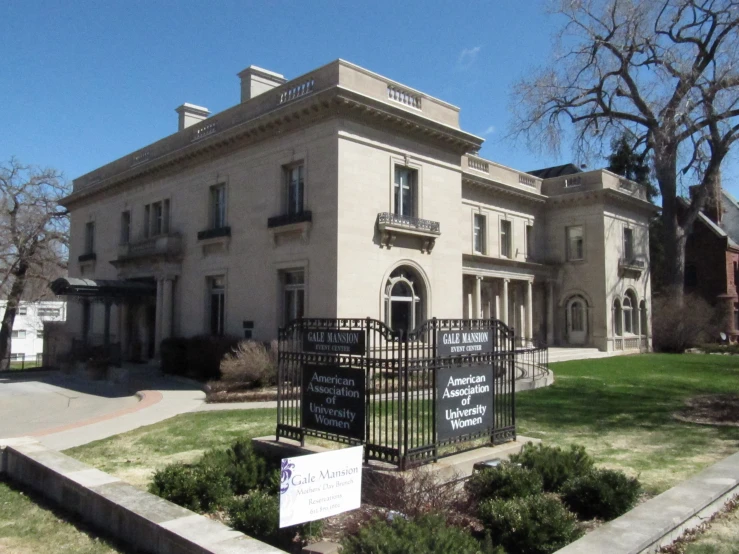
[55,60,655,360]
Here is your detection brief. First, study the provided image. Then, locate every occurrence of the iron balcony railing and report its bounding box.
[197,226,231,240]
[267,210,312,228]
[619,258,646,270]
[377,212,440,234]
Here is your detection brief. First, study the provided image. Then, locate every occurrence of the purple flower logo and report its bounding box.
[280,459,295,494]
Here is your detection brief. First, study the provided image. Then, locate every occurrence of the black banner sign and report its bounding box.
[437,330,494,357]
[301,364,365,440]
[303,329,366,356]
[436,364,493,441]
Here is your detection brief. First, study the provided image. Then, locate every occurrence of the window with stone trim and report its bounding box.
[500,220,511,258]
[473,213,486,254]
[208,276,226,336]
[84,221,95,254]
[282,270,305,325]
[393,167,417,218]
[566,225,584,261]
[210,184,227,229]
[286,164,304,215]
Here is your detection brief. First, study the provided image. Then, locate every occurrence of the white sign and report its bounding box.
[279,446,363,528]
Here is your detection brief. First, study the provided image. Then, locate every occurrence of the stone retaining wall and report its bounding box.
[556,451,739,554]
[0,437,282,554]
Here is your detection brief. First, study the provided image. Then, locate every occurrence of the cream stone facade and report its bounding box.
[57,60,655,360]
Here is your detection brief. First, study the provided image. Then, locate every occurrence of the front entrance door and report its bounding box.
[567,297,587,345]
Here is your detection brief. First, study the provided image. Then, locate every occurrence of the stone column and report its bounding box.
[162,277,174,342]
[502,279,509,326]
[155,278,163,356]
[474,276,483,320]
[119,303,129,360]
[526,280,533,346]
[546,281,554,345]
[103,301,112,347]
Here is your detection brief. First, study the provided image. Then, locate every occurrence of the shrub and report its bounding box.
[149,458,232,513]
[561,468,641,521]
[224,438,272,495]
[219,340,277,388]
[149,464,201,512]
[652,293,722,353]
[227,490,320,549]
[160,337,189,376]
[363,467,465,521]
[341,513,501,554]
[185,335,240,381]
[478,494,583,554]
[509,443,594,493]
[466,461,543,503]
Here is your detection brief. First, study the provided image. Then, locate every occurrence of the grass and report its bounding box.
[517,353,739,495]
[0,479,125,553]
[69,354,739,498]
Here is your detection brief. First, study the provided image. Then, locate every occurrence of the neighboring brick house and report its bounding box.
[684,189,739,341]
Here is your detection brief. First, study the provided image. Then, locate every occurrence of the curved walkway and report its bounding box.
[0,369,206,451]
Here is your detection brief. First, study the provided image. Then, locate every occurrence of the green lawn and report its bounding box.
[0,479,125,553]
[68,354,739,498]
[517,353,739,495]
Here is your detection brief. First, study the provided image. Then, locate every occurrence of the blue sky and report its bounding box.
[2,1,738,198]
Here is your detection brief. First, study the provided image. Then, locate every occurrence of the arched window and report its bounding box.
[624,291,637,334]
[384,266,426,333]
[640,300,648,337]
[613,299,623,336]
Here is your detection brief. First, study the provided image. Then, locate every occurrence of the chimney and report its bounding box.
[175,103,210,131]
[238,65,286,103]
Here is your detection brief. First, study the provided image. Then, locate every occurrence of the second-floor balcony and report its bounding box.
[619,257,646,274]
[267,211,312,245]
[377,212,440,253]
[114,233,183,264]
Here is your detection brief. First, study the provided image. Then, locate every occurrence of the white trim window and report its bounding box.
[211,184,227,228]
[209,276,226,336]
[283,270,305,324]
[473,213,486,254]
[287,165,304,215]
[11,330,26,339]
[567,225,584,261]
[393,167,416,218]
[500,220,511,258]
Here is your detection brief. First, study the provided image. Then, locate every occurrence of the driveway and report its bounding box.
[0,372,141,438]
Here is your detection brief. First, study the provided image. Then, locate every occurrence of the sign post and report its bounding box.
[279,446,363,528]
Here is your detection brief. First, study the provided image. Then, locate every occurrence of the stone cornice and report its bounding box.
[545,188,658,213]
[62,86,483,209]
[462,174,547,204]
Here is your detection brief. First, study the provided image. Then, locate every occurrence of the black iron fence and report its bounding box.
[276,317,518,469]
[513,346,550,383]
[0,353,47,371]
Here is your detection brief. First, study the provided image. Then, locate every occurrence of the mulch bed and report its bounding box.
[673,394,739,427]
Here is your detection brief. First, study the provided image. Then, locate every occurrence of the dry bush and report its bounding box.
[652,293,722,353]
[363,467,468,523]
[219,340,277,388]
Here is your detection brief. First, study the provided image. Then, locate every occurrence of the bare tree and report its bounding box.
[512,0,739,298]
[0,158,69,369]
